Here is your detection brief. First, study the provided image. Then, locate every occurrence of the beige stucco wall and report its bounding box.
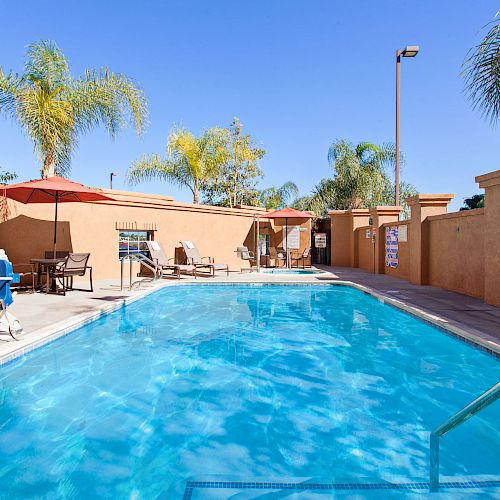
[0,189,282,281]
[382,221,411,282]
[427,209,485,299]
[355,226,373,272]
[329,212,351,266]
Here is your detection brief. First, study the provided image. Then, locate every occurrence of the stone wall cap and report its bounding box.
[368,206,402,214]
[406,194,454,206]
[348,208,370,215]
[476,169,500,188]
[328,208,370,216]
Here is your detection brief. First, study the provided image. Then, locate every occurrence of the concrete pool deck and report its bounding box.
[1,266,499,364]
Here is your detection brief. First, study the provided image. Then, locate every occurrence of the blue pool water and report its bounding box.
[0,284,498,498]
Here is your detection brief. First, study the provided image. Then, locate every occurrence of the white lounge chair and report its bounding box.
[146,241,195,278]
[181,241,229,277]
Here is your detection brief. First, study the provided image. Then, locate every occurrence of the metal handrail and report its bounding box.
[429,381,500,492]
[120,253,163,291]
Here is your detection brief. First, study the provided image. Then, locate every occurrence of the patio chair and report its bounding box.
[181,241,229,277]
[236,246,257,273]
[269,247,286,268]
[291,247,312,269]
[145,241,196,278]
[12,263,36,293]
[50,253,93,295]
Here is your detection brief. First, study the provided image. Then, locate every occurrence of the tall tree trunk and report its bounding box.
[193,183,199,204]
[42,152,56,178]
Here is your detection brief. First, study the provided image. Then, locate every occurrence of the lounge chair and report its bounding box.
[50,253,93,295]
[269,247,287,268]
[291,247,312,268]
[181,241,229,277]
[236,246,257,272]
[145,241,195,278]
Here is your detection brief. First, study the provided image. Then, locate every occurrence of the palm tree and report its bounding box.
[293,140,416,218]
[327,140,398,209]
[463,18,500,123]
[0,41,147,178]
[127,127,225,204]
[259,181,299,210]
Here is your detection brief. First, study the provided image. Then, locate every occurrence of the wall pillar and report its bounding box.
[369,206,402,274]
[407,194,454,285]
[328,209,370,267]
[476,169,500,306]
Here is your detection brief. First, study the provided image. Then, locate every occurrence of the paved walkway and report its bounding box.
[1,266,499,363]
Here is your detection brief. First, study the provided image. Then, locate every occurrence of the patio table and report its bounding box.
[30,257,66,294]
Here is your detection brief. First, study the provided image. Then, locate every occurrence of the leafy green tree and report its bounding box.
[460,194,484,210]
[293,179,336,217]
[0,169,17,184]
[202,118,265,207]
[463,17,500,123]
[128,127,226,204]
[259,181,299,210]
[0,41,147,178]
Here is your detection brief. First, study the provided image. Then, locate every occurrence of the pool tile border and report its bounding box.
[182,479,500,498]
[0,278,499,366]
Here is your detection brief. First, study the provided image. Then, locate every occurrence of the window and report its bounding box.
[258,234,270,255]
[118,230,152,259]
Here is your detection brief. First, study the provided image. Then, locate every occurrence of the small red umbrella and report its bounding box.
[3,176,114,257]
[265,207,312,267]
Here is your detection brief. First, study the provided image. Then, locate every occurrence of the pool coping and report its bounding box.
[0,279,499,366]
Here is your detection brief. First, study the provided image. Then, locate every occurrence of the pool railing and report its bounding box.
[429,381,500,492]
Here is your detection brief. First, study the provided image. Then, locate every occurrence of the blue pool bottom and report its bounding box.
[0,284,498,498]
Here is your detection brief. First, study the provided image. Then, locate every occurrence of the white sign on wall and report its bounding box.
[283,226,300,249]
[398,225,408,242]
[385,226,399,268]
[315,233,327,248]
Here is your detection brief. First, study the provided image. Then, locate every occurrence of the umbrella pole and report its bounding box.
[286,218,289,268]
[53,192,58,258]
[256,216,260,272]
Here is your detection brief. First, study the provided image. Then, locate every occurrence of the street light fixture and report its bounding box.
[395,45,419,207]
[110,172,118,189]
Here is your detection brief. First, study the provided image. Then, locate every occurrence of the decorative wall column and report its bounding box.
[407,194,454,285]
[476,170,500,306]
[369,206,402,274]
[328,209,370,267]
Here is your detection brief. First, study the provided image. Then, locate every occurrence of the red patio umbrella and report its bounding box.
[265,207,312,268]
[2,176,114,257]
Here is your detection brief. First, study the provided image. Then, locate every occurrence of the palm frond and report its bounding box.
[127,154,192,192]
[463,20,500,123]
[24,40,70,88]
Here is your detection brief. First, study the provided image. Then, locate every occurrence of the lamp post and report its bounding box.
[395,45,419,206]
[110,172,118,189]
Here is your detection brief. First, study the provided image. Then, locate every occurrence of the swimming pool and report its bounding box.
[0,284,498,497]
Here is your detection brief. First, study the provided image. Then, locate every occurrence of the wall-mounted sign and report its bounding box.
[315,232,327,248]
[385,226,399,268]
[283,226,300,249]
[398,225,408,242]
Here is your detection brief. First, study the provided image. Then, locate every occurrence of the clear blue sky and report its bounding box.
[1,0,499,210]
